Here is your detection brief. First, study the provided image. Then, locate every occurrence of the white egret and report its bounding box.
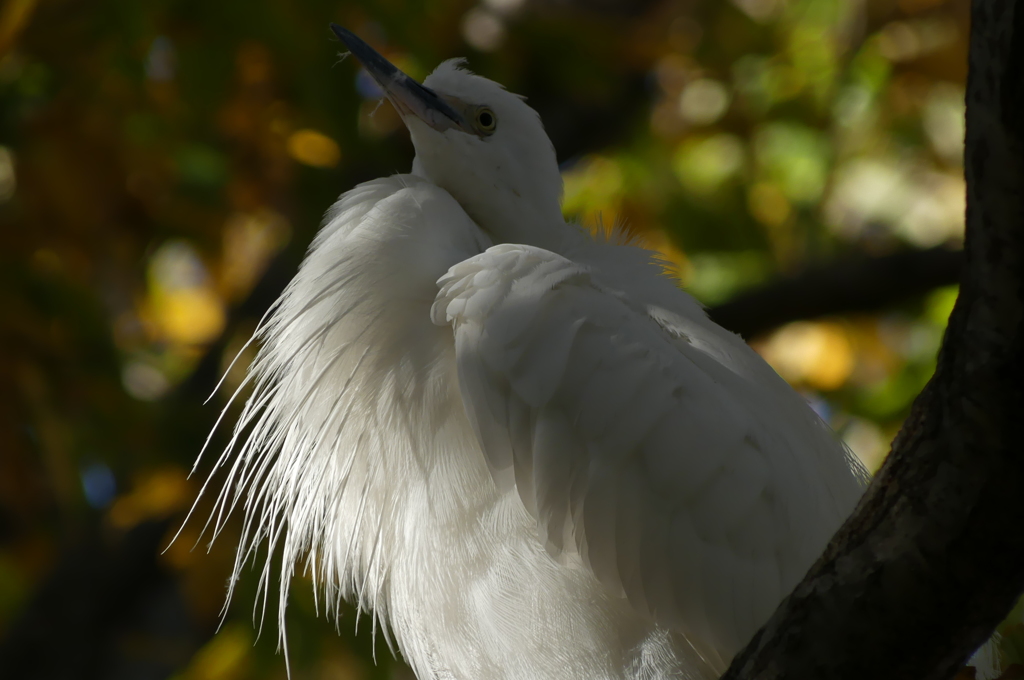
[192,25,871,679]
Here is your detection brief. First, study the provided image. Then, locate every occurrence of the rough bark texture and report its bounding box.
[720,0,1024,678]
[708,246,964,339]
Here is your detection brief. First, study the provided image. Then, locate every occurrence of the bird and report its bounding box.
[189,24,871,680]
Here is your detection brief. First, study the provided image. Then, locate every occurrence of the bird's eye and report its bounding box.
[475,107,497,134]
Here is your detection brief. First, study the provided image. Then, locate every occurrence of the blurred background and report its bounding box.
[2,0,1017,678]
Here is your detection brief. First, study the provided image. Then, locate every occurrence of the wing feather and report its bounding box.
[635,491,672,621]
[433,243,863,669]
[667,511,707,633]
[532,408,581,550]
[454,335,516,486]
[614,463,648,608]
[580,460,622,587]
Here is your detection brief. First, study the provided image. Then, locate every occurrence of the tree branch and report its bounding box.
[721,0,1024,678]
[707,246,964,339]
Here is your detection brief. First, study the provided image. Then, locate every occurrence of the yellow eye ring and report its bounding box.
[475,107,497,133]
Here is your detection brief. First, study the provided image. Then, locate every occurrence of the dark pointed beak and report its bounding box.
[331,24,468,134]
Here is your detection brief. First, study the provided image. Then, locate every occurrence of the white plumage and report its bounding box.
[433,240,866,670]
[190,27,869,679]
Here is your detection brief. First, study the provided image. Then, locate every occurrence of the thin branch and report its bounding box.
[707,246,964,338]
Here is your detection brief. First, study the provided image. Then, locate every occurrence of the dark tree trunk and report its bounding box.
[720,0,1024,678]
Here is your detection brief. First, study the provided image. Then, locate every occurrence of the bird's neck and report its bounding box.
[475,197,567,252]
[411,159,567,253]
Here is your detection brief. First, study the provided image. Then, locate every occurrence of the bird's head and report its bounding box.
[332,25,564,246]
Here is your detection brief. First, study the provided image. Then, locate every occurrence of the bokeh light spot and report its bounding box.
[122,361,170,401]
[842,417,889,472]
[923,83,965,165]
[146,36,175,82]
[221,209,291,301]
[462,7,505,52]
[355,68,384,99]
[81,463,117,508]
[0,145,15,201]
[673,134,745,195]
[287,129,341,168]
[146,241,226,346]
[679,79,731,125]
[154,288,225,345]
[108,467,190,529]
[484,0,526,15]
[179,623,251,680]
[731,0,781,23]
[175,144,228,187]
[756,321,854,391]
[748,182,791,227]
[753,123,829,205]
